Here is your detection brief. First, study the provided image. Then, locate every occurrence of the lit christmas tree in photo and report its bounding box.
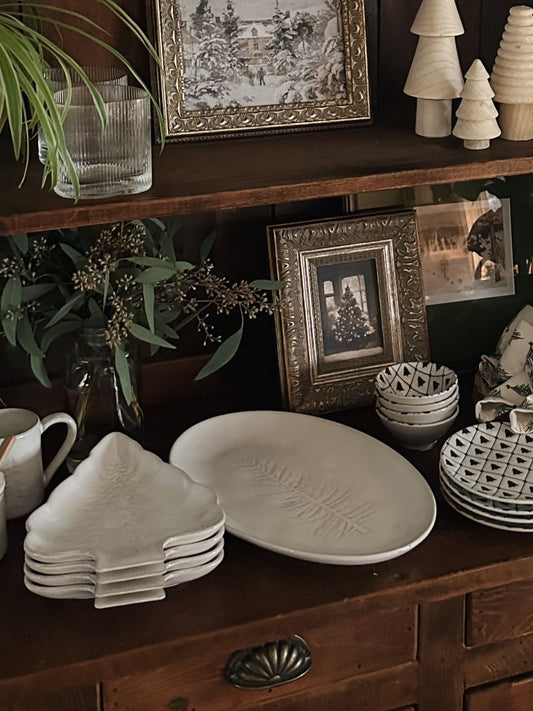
[332,285,375,350]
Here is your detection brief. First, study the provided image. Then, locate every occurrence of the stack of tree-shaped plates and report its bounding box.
[439,422,533,531]
[24,433,225,608]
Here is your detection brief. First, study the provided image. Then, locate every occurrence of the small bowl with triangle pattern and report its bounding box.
[375,362,458,407]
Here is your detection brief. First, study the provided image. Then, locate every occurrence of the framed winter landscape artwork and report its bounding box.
[148,0,372,140]
[268,211,429,414]
[415,196,515,306]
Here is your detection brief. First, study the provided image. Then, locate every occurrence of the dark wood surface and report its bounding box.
[3,119,533,235]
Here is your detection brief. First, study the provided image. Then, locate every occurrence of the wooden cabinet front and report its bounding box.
[103,601,417,711]
[467,579,533,646]
[466,674,533,711]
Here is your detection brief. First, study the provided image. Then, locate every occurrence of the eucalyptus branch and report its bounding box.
[0,219,284,402]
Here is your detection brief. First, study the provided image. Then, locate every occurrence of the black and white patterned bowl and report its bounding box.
[375,362,458,406]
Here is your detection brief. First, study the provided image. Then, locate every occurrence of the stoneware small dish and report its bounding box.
[377,397,459,425]
[377,384,458,413]
[377,406,459,451]
[375,362,458,406]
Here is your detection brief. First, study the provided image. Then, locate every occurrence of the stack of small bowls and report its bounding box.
[375,362,459,451]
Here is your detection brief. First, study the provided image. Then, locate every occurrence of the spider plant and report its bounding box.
[0,0,163,199]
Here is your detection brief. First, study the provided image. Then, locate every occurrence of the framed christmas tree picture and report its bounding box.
[268,211,429,414]
[148,0,372,141]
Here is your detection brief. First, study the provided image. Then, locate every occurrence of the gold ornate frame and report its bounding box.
[149,0,371,141]
[268,211,429,414]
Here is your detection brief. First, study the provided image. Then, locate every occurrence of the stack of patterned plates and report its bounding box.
[439,422,533,531]
[24,433,225,608]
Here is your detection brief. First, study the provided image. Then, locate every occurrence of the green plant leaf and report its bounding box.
[30,354,51,388]
[21,283,55,302]
[158,227,176,263]
[102,271,110,309]
[200,231,216,262]
[195,321,243,380]
[250,279,285,290]
[60,243,87,269]
[1,276,21,345]
[9,233,28,254]
[128,322,175,349]
[165,215,184,239]
[17,312,44,357]
[143,282,155,332]
[175,261,194,272]
[45,291,84,328]
[135,267,174,284]
[114,345,132,405]
[41,319,82,353]
[154,313,180,340]
[128,257,176,269]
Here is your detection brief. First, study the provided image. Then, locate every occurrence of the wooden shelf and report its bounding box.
[2,117,533,235]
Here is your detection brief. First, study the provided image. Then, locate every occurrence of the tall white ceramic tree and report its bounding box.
[404,0,464,137]
[453,59,501,149]
[491,5,533,140]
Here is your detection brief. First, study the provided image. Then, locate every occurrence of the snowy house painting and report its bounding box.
[155,0,370,139]
[180,22,201,70]
[239,22,272,66]
[178,0,349,110]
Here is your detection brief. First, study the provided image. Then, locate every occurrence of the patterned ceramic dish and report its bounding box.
[439,463,533,515]
[440,483,533,533]
[375,362,458,406]
[440,422,533,503]
[440,475,533,524]
[376,406,459,451]
[377,385,459,413]
[377,396,458,425]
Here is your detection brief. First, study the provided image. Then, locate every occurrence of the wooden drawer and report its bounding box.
[103,601,417,711]
[466,579,533,646]
[466,674,533,711]
[0,684,99,711]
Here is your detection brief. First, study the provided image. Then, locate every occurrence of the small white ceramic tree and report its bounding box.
[404,0,465,137]
[453,59,501,149]
[491,5,533,140]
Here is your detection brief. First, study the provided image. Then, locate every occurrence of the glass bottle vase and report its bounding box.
[65,329,144,472]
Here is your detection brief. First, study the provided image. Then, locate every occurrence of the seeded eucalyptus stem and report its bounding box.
[0,218,284,403]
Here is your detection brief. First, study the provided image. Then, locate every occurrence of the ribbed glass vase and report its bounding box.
[53,84,152,200]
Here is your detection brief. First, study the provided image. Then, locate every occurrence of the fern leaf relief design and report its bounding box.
[243,459,377,538]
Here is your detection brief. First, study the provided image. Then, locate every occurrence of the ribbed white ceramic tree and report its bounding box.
[404,0,464,137]
[453,59,501,149]
[491,5,533,140]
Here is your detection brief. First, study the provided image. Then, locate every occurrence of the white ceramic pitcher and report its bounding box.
[0,408,77,519]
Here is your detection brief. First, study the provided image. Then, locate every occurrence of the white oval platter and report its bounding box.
[169,411,437,565]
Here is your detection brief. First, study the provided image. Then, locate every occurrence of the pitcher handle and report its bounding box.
[41,413,78,486]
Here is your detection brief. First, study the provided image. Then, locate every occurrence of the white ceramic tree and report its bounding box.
[404,0,464,137]
[491,5,533,140]
[453,59,501,149]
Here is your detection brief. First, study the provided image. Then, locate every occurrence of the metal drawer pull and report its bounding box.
[224,634,311,689]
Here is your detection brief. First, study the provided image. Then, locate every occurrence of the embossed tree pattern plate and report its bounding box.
[440,422,533,504]
[169,411,437,565]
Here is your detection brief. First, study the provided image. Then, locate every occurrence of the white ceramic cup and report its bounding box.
[0,408,77,519]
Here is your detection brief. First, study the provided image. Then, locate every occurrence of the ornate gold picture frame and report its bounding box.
[268,211,429,414]
[148,0,371,141]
